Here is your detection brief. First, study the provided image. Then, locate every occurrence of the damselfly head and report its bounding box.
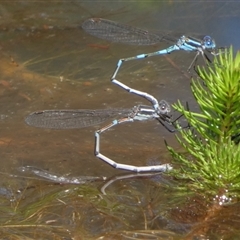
[203,35,216,50]
[159,100,171,115]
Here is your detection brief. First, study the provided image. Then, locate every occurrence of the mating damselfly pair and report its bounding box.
[25,17,217,173]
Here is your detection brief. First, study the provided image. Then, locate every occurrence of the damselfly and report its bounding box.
[26,81,181,172]
[82,18,217,90]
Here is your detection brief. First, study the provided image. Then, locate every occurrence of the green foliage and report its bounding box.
[167,47,240,196]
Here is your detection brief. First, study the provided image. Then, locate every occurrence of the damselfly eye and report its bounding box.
[203,36,216,49]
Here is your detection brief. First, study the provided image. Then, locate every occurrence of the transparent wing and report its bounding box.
[25,108,132,129]
[82,18,164,45]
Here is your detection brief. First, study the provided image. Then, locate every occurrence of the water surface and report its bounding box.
[0,1,240,239]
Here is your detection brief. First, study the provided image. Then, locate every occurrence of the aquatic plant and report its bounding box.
[167,47,240,199]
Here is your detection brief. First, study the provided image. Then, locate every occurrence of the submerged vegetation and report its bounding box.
[167,47,240,199]
[0,176,184,239]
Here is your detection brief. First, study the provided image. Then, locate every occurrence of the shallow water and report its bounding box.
[0,1,240,239]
